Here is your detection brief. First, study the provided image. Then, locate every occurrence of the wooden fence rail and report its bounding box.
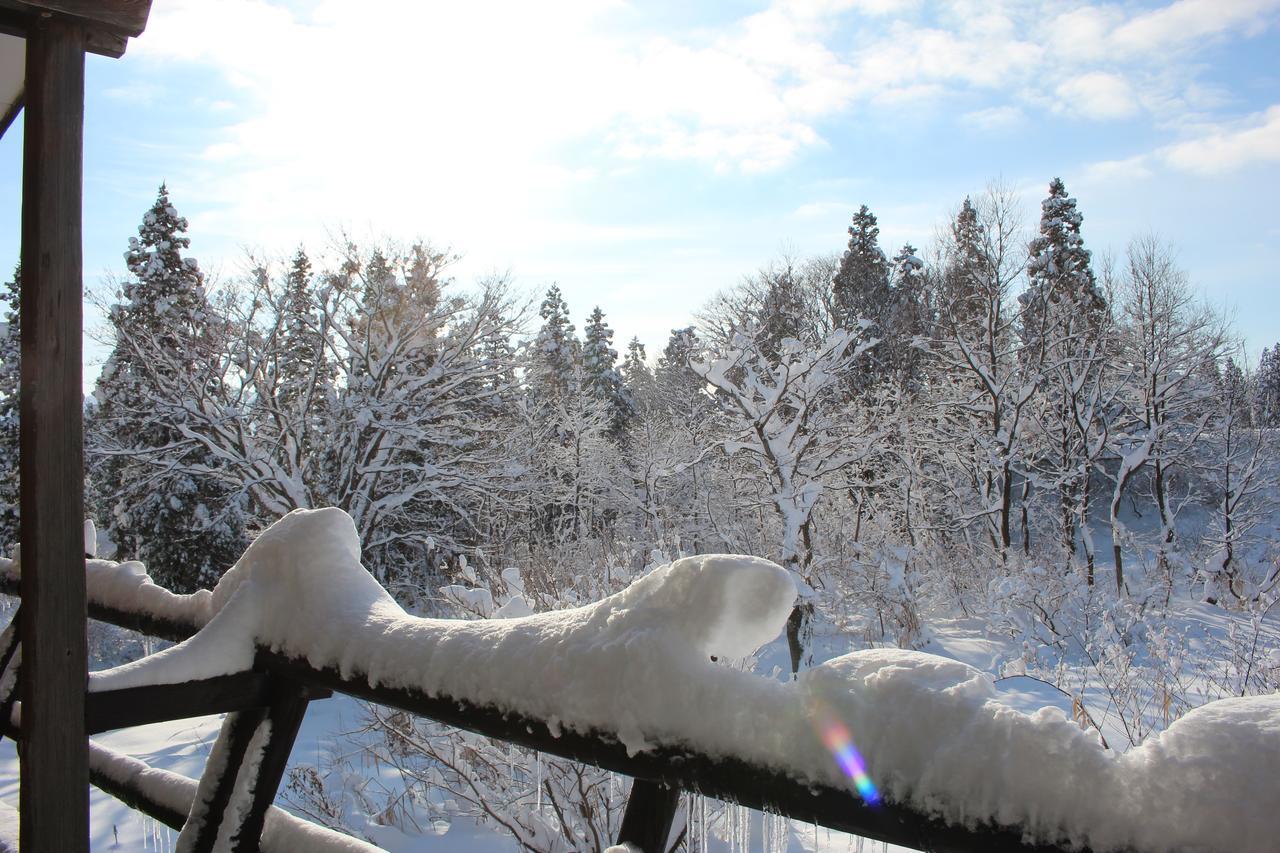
[0,575,1078,853]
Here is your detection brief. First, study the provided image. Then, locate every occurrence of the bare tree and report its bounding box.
[1108,236,1228,593]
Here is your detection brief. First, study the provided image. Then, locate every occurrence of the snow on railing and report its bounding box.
[2,507,1278,852]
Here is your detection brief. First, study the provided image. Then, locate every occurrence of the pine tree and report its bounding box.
[581,306,633,438]
[758,263,806,361]
[529,285,579,404]
[936,197,991,338]
[1222,357,1252,428]
[831,205,893,388]
[621,337,652,399]
[832,205,889,327]
[654,326,707,416]
[1021,179,1107,567]
[887,243,929,388]
[92,185,247,591]
[277,248,333,412]
[1255,345,1280,427]
[1021,178,1105,350]
[0,266,19,554]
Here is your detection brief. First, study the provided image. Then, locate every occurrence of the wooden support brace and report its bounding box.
[181,706,268,853]
[615,779,680,853]
[228,676,316,852]
[180,672,327,853]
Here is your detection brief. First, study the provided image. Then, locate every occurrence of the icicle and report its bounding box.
[534,751,542,814]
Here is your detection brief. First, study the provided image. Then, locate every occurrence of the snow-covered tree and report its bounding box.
[929,185,1033,558]
[832,205,892,389]
[581,306,633,438]
[692,326,876,672]
[886,243,930,390]
[1199,355,1273,603]
[1020,178,1106,349]
[654,326,708,418]
[0,266,19,554]
[620,337,655,413]
[528,285,579,406]
[1107,235,1228,593]
[91,185,247,591]
[1254,344,1280,426]
[1020,179,1111,574]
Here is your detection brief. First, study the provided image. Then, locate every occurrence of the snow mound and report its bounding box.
[79,508,1280,852]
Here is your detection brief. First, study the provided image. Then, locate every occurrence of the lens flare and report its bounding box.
[811,699,879,805]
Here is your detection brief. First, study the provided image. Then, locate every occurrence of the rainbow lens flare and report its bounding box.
[812,699,880,805]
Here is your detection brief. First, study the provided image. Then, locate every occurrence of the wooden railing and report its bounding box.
[0,575,1078,853]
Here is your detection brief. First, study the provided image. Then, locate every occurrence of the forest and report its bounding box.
[0,176,1276,850]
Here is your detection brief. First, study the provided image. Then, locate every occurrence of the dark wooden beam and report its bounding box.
[259,651,1074,853]
[229,676,315,852]
[18,11,88,852]
[0,4,135,57]
[616,780,680,853]
[86,672,273,735]
[4,0,151,37]
[184,707,270,853]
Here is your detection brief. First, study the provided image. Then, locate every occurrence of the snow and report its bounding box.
[0,799,14,853]
[88,738,379,852]
[10,507,1280,851]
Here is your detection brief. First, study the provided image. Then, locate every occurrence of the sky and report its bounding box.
[1,0,1278,382]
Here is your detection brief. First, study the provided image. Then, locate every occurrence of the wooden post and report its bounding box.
[616,779,680,853]
[18,12,88,852]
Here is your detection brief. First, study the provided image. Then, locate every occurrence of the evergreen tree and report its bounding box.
[278,249,332,409]
[1223,357,1252,428]
[831,205,893,388]
[581,306,633,438]
[1020,178,1105,350]
[620,337,653,407]
[936,197,991,337]
[832,205,889,327]
[1255,345,1280,427]
[529,285,579,404]
[92,185,247,591]
[887,243,929,388]
[0,266,19,554]
[654,326,707,415]
[758,262,806,361]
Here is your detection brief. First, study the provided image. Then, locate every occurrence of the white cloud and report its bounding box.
[961,105,1024,130]
[1079,105,1280,181]
[1112,0,1280,56]
[1080,154,1155,185]
[1160,105,1280,174]
[1055,72,1139,120]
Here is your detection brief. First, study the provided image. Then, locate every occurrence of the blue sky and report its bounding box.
[1,0,1278,381]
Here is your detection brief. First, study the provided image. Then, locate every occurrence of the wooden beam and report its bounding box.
[86,672,274,735]
[0,4,135,57]
[259,652,1071,853]
[616,780,680,853]
[183,708,270,853]
[18,12,87,851]
[4,0,151,37]
[229,677,315,852]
